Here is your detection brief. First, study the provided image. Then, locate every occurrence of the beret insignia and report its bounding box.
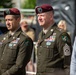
[37,7,42,13]
[5,9,10,15]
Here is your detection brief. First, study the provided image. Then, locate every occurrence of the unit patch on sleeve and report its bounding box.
[63,44,70,56]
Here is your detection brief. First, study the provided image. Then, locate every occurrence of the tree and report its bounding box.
[0,0,14,8]
[21,0,36,9]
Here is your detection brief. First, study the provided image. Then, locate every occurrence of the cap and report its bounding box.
[4,8,20,17]
[35,4,53,14]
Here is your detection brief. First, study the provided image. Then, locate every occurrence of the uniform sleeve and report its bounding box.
[70,37,76,75]
[2,37,33,75]
[57,32,72,68]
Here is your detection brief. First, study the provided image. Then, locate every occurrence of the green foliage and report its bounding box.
[21,0,36,9]
[0,0,14,8]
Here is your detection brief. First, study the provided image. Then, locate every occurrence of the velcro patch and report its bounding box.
[62,36,68,42]
[63,44,70,56]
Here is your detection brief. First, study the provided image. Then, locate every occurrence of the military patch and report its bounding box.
[17,38,20,41]
[53,33,56,36]
[46,41,51,46]
[25,41,29,46]
[9,43,13,47]
[37,7,43,13]
[5,9,10,14]
[63,44,70,56]
[62,35,68,42]
[9,38,20,47]
[45,35,56,42]
[11,40,18,44]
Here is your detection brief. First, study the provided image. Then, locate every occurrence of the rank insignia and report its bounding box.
[63,44,70,56]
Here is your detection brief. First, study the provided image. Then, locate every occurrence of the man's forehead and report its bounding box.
[5,15,14,19]
[37,12,51,16]
[37,12,47,15]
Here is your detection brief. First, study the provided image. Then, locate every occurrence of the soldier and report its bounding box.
[0,8,33,75]
[35,4,72,75]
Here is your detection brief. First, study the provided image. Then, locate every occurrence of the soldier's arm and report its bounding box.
[57,32,72,68]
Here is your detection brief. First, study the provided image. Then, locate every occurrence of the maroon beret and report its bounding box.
[35,4,53,14]
[4,8,20,17]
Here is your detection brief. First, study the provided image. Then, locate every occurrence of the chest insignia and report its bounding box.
[45,35,56,42]
[46,41,51,46]
[9,38,20,47]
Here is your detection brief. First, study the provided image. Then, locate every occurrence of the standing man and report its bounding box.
[35,4,72,75]
[0,8,33,75]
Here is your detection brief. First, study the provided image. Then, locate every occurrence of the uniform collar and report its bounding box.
[9,26,20,36]
[43,23,55,34]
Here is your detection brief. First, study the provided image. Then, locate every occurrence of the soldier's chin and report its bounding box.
[7,28,11,30]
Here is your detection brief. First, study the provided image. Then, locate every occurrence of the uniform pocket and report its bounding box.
[7,44,18,58]
[6,47,18,63]
[41,41,54,59]
[46,47,53,59]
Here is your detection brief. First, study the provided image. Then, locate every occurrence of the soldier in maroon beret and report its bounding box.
[4,8,20,17]
[35,4,72,75]
[0,8,33,75]
[35,4,54,14]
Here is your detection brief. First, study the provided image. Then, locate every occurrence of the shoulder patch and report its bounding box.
[63,44,71,56]
[24,40,29,46]
[62,35,68,42]
[61,32,70,42]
